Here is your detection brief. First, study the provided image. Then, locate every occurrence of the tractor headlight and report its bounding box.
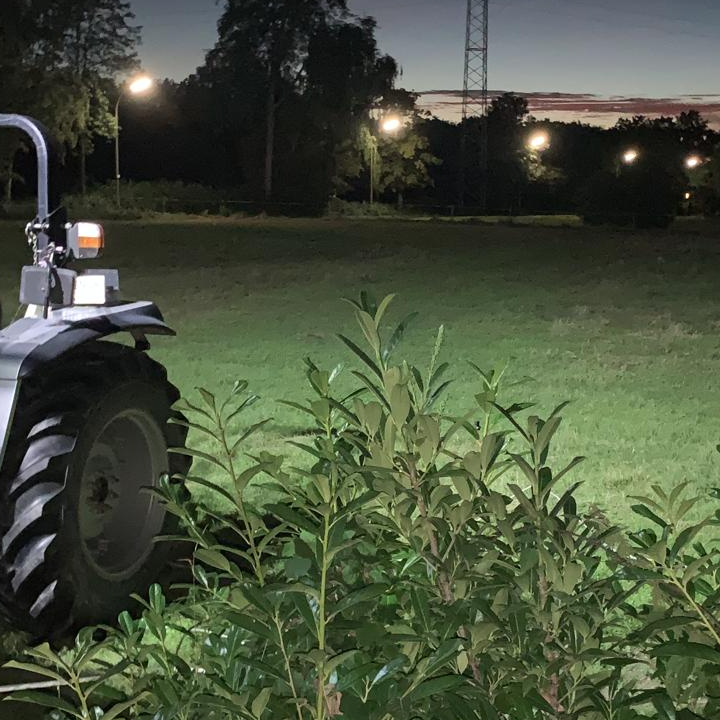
[73,274,107,305]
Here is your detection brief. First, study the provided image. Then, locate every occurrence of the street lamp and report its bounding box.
[622,149,639,165]
[381,116,402,134]
[527,131,550,152]
[115,74,154,207]
[128,76,153,96]
[369,136,378,205]
[370,115,406,204]
[685,154,702,169]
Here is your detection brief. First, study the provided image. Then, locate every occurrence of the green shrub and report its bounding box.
[0,200,36,220]
[6,295,720,719]
[326,197,404,218]
[64,180,237,219]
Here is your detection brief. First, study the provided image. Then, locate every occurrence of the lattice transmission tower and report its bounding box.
[460,0,489,211]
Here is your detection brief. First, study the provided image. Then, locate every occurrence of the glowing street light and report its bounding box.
[381,116,402,134]
[622,149,639,165]
[527,131,550,152]
[128,75,154,96]
[685,154,702,169]
[115,74,155,207]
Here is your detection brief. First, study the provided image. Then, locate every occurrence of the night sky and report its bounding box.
[130,0,720,126]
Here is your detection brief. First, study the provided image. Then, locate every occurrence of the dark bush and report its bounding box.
[578,161,683,229]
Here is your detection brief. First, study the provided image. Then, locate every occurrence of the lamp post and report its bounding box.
[369,115,404,204]
[370,139,377,205]
[115,75,154,207]
[522,131,551,212]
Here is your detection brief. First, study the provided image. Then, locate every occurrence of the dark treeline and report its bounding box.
[2,0,719,219]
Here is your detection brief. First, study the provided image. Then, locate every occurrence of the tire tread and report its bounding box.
[0,341,187,637]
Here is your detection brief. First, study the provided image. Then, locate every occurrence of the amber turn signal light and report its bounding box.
[67,222,104,259]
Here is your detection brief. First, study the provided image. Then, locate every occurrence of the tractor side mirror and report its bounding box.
[67,222,104,260]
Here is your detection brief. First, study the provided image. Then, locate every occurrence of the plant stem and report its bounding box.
[672,575,720,647]
[411,464,452,603]
[315,513,331,720]
[215,407,265,585]
[532,455,562,716]
[275,613,305,720]
[409,462,483,684]
[70,672,90,720]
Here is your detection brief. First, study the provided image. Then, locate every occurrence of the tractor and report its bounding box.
[0,114,189,639]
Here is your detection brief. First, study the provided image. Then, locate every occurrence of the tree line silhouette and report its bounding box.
[1,0,718,219]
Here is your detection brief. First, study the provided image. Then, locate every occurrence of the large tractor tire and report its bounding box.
[0,342,189,639]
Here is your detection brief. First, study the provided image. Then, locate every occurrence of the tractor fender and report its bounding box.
[0,301,174,468]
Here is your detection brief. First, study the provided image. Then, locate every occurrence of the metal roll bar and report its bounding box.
[0,114,58,218]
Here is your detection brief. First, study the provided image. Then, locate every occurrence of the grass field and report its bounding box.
[2,216,720,526]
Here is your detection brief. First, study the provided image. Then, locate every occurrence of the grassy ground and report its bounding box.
[2,216,720,527]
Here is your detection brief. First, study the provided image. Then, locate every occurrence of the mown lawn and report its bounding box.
[2,216,720,526]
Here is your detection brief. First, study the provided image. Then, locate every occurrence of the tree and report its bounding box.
[0,0,43,203]
[35,0,140,193]
[211,0,347,201]
[484,93,529,212]
[374,118,440,207]
[579,157,683,228]
[0,0,139,199]
[699,143,720,215]
[304,16,398,198]
[186,4,398,204]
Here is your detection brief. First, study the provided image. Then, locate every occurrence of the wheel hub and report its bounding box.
[86,473,120,514]
[78,409,168,581]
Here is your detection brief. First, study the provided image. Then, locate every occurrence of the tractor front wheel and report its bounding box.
[0,342,189,638]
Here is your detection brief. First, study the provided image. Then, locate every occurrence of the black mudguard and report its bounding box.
[0,301,174,467]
